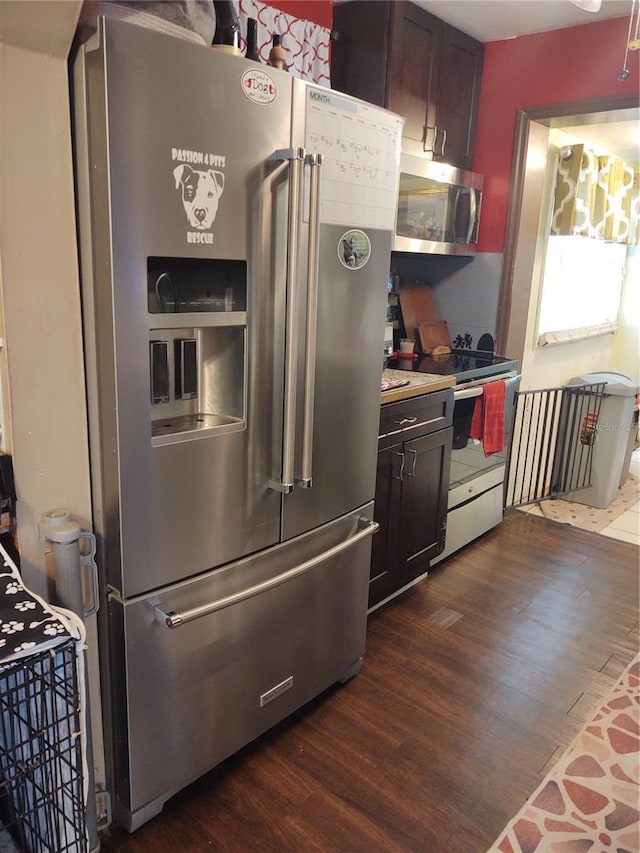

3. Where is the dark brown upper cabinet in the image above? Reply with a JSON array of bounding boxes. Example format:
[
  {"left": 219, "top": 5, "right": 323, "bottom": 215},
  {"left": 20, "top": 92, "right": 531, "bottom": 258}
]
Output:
[{"left": 331, "top": 1, "right": 484, "bottom": 171}]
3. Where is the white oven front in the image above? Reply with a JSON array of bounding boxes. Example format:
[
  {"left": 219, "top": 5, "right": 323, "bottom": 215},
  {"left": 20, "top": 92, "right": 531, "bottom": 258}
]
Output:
[{"left": 431, "top": 373, "right": 521, "bottom": 565}]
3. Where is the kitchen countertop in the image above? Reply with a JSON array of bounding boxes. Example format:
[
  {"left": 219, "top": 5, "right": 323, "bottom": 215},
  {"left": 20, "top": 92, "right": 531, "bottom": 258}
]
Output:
[{"left": 381, "top": 368, "right": 456, "bottom": 403}]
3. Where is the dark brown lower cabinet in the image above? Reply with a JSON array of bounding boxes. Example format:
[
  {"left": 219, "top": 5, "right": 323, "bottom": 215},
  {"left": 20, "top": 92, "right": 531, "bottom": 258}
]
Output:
[{"left": 369, "top": 389, "right": 453, "bottom": 608}]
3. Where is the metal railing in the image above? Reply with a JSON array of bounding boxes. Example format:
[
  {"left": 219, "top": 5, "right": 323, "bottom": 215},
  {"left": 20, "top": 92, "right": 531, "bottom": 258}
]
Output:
[{"left": 506, "top": 382, "right": 606, "bottom": 507}]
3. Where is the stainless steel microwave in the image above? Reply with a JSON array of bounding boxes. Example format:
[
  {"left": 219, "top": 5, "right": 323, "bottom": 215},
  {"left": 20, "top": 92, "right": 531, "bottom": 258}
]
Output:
[{"left": 394, "top": 153, "right": 483, "bottom": 255}]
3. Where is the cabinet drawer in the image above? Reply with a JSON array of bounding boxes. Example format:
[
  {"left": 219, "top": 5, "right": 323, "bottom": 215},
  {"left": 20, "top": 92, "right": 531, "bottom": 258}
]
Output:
[{"left": 379, "top": 388, "right": 453, "bottom": 449}]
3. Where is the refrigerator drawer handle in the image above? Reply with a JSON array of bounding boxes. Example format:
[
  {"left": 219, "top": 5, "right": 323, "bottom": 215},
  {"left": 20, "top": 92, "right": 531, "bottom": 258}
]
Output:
[
  {"left": 269, "top": 147, "right": 306, "bottom": 494},
  {"left": 153, "top": 517, "right": 379, "bottom": 629},
  {"left": 296, "top": 152, "right": 323, "bottom": 489}
]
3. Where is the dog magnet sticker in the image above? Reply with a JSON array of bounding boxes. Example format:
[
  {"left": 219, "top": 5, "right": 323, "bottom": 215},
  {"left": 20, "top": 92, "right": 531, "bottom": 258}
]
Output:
[
  {"left": 172, "top": 148, "right": 226, "bottom": 244},
  {"left": 338, "top": 230, "right": 371, "bottom": 270},
  {"left": 241, "top": 69, "right": 277, "bottom": 104}
]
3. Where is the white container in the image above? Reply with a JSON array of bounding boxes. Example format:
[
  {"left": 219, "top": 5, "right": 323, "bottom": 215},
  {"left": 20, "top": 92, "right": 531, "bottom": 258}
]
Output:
[{"left": 566, "top": 371, "right": 640, "bottom": 508}]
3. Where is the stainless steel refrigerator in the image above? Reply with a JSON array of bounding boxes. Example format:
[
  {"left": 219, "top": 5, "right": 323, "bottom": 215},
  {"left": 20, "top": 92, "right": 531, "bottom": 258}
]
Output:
[{"left": 73, "top": 18, "right": 402, "bottom": 831}]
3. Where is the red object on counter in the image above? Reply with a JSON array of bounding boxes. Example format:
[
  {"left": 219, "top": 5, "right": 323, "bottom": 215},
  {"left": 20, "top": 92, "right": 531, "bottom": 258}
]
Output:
[
  {"left": 391, "top": 351, "right": 418, "bottom": 360},
  {"left": 470, "top": 380, "right": 506, "bottom": 456},
  {"left": 381, "top": 377, "right": 410, "bottom": 392}
]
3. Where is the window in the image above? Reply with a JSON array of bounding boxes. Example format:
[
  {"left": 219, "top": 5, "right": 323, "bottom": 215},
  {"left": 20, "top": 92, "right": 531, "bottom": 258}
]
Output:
[
  {"left": 536, "top": 136, "right": 638, "bottom": 346},
  {"left": 537, "top": 235, "right": 627, "bottom": 345}
]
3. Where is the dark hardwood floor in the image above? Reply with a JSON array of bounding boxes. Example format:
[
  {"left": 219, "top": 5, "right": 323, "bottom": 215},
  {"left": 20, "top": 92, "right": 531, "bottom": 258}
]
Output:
[{"left": 100, "top": 511, "right": 639, "bottom": 852}]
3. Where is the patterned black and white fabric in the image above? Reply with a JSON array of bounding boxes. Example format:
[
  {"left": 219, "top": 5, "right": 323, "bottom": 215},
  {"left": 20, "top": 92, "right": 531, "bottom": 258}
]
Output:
[
  {"left": 0, "top": 542, "right": 89, "bottom": 851},
  {"left": 0, "top": 543, "right": 83, "bottom": 666}
]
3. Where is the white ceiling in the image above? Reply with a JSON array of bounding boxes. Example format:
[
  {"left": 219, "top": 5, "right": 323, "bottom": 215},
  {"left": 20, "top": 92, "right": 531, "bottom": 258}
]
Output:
[
  {"left": 556, "top": 118, "right": 639, "bottom": 161},
  {"left": 412, "top": 0, "right": 632, "bottom": 42}
]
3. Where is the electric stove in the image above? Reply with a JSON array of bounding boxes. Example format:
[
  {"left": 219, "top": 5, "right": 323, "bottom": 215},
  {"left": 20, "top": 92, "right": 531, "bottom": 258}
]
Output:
[{"left": 388, "top": 349, "right": 519, "bottom": 385}]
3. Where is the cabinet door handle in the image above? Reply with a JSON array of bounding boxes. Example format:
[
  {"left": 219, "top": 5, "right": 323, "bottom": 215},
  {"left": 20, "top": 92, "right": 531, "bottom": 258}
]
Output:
[
  {"left": 424, "top": 125, "right": 438, "bottom": 155},
  {"left": 438, "top": 127, "right": 447, "bottom": 158},
  {"left": 405, "top": 449, "right": 417, "bottom": 477},
  {"left": 393, "top": 416, "right": 417, "bottom": 427},
  {"left": 424, "top": 126, "right": 446, "bottom": 157},
  {"left": 393, "top": 451, "right": 405, "bottom": 481}
]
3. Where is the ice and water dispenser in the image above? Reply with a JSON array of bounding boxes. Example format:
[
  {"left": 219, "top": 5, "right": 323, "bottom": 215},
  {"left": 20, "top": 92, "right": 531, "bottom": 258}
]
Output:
[{"left": 147, "top": 257, "right": 247, "bottom": 445}]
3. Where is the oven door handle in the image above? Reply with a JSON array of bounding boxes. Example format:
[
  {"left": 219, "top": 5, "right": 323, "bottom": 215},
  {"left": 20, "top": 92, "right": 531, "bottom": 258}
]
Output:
[{"left": 454, "top": 386, "right": 483, "bottom": 401}]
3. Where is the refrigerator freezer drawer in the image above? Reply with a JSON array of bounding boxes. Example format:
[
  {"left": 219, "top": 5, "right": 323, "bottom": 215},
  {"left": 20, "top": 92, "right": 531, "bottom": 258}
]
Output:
[{"left": 109, "top": 504, "right": 375, "bottom": 830}]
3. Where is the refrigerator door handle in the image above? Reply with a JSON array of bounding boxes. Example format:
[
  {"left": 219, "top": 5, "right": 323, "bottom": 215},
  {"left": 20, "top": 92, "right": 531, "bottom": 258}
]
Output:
[
  {"left": 269, "top": 148, "right": 306, "bottom": 494},
  {"left": 296, "top": 152, "right": 323, "bottom": 489},
  {"left": 153, "top": 516, "right": 379, "bottom": 629}
]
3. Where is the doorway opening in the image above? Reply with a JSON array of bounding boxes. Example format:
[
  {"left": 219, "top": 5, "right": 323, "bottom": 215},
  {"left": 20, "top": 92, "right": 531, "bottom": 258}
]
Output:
[{"left": 496, "top": 94, "right": 639, "bottom": 381}]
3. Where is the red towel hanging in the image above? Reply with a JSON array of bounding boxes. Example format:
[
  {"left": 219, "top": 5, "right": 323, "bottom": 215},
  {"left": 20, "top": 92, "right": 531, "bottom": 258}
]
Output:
[{"left": 470, "top": 380, "right": 506, "bottom": 456}]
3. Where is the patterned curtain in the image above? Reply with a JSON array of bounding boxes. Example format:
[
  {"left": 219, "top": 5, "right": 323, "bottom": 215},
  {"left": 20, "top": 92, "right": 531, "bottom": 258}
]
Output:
[
  {"left": 551, "top": 144, "right": 640, "bottom": 244},
  {"left": 237, "top": 0, "right": 330, "bottom": 85}
]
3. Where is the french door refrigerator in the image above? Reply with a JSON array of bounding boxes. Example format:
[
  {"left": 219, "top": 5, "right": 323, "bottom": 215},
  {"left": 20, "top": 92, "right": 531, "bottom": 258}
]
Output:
[{"left": 72, "top": 18, "right": 403, "bottom": 831}]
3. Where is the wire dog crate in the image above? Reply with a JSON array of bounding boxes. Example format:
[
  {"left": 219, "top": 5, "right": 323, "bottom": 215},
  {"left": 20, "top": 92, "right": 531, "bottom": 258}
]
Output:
[{"left": 0, "top": 639, "right": 86, "bottom": 853}]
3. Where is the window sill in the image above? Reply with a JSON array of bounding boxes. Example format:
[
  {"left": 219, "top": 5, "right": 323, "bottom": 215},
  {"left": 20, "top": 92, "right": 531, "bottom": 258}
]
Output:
[{"left": 537, "top": 322, "right": 618, "bottom": 347}]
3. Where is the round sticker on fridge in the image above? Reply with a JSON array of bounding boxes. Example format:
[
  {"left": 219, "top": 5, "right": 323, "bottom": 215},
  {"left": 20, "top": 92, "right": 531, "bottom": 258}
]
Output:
[
  {"left": 241, "top": 68, "right": 277, "bottom": 104},
  {"left": 337, "top": 230, "right": 371, "bottom": 270}
]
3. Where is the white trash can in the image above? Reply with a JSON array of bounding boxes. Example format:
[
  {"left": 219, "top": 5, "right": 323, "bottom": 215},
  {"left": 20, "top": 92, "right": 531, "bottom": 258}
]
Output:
[{"left": 565, "top": 371, "right": 640, "bottom": 509}]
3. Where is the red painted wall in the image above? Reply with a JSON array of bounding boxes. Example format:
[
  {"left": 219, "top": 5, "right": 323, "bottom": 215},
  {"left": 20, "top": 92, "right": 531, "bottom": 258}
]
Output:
[
  {"left": 475, "top": 16, "right": 639, "bottom": 253},
  {"left": 262, "top": 0, "right": 333, "bottom": 29}
]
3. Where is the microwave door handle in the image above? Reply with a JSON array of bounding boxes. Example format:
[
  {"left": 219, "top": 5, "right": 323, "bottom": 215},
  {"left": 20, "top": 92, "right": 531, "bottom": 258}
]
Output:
[
  {"left": 452, "top": 186, "right": 475, "bottom": 244},
  {"left": 453, "top": 187, "right": 463, "bottom": 242},
  {"left": 467, "top": 186, "right": 478, "bottom": 243},
  {"left": 297, "top": 153, "right": 323, "bottom": 488},
  {"left": 269, "top": 148, "right": 305, "bottom": 494}
]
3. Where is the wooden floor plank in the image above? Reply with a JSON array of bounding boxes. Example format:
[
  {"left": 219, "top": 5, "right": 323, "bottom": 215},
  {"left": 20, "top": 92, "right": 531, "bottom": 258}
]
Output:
[{"left": 99, "top": 511, "right": 639, "bottom": 852}]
